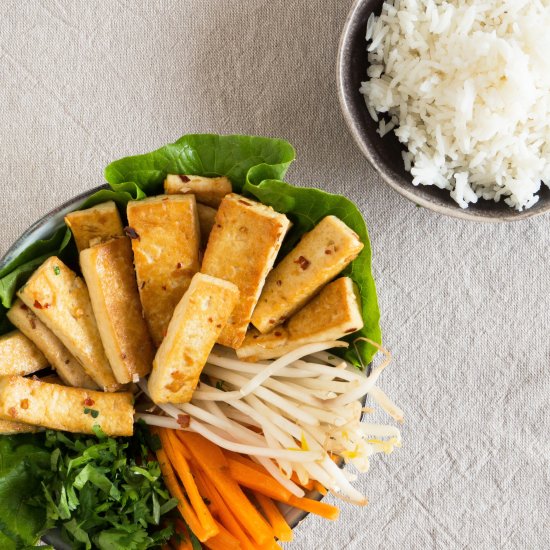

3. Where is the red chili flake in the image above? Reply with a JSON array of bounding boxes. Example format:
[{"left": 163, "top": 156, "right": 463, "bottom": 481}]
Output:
[
  {"left": 269, "top": 319, "right": 275, "bottom": 325},
  {"left": 294, "top": 256, "right": 311, "bottom": 270},
  {"left": 8, "top": 407, "right": 17, "bottom": 418},
  {"left": 84, "top": 398, "right": 95, "bottom": 407},
  {"left": 274, "top": 331, "right": 282, "bottom": 337},
  {"left": 216, "top": 323, "right": 222, "bottom": 328},
  {"left": 276, "top": 280, "right": 282, "bottom": 287},
  {"left": 208, "top": 317, "right": 213, "bottom": 323},
  {"left": 33, "top": 300, "right": 49, "bottom": 310},
  {"left": 121, "top": 353, "right": 127, "bottom": 360},
  {"left": 20, "top": 303, "right": 28, "bottom": 311},
  {"left": 253, "top": 334, "right": 259, "bottom": 339},
  {"left": 30, "top": 318, "right": 36, "bottom": 329},
  {"left": 216, "top": 224, "right": 222, "bottom": 228},
  {"left": 345, "top": 328, "right": 358, "bottom": 334},
  {"left": 325, "top": 249, "right": 332, "bottom": 255},
  {"left": 124, "top": 226, "right": 140, "bottom": 240},
  {"left": 20, "top": 399, "right": 29, "bottom": 410},
  {"left": 177, "top": 414, "right": 190, "bottom": 428},
  {"left": 65, "top": 359, "right": 70, "bottom": 364},
  {"left": 162, "top": 285, "right": 167, "bottom": 291},
  {"left": 176, "top": 262, "right": 182, "bottom": 269},
  {"left": 238, "top": 199, "right": 251, "bottom": 206},
  {"left": 179, "top": 175, "right": 191, "bottom": 183}
]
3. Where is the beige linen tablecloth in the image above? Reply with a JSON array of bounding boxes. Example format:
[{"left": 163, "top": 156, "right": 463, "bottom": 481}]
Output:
[{"left": 1, "top": 2, "right": 549, "bottom": 549}]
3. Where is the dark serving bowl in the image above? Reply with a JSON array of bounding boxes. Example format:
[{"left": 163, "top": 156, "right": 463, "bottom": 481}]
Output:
[
  {"left": 0, "top": 186, "right": 364, "bottom": 547},
  {"left": 337, "top": 0, "right": 550, "bottom": 222}
]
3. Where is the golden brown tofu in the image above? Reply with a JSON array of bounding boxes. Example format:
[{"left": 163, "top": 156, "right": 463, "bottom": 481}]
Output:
[
  {"left": 0, "top": 330, "right": 48, "bottom": 376},
  {"left": 0, "top": 418, "right": 39, "bottom": 435},
  {"left": 164, "top": 174, "right": 232, "bottom": 207},
  {"left": 201, "top": 194, "right": 290, "bottom": 349},
  {"left": 17, "top": 257, "right": 120, "bottom": 392},
  {"left": 80, "top": 237, "right": 155, "bottom": 384},
  {"left": 7, "top": 299, "right": 98, "bottom": 389},
  {"left": 237, "top": 277, "right": 363, "bottom": 360},
  {"left": 148, "top": 273, "right": 239, "bottom": 404},
  {"left": 127, "top": 196, "right": 201, "bottom": 347},
  {"left": 65, "top": 201, "right": 124, "bottom": 253},
  {"left": 0, "top": 376, "right": 134, "bottom": 436},
  {"left": 196, "top": 203, "right": 217, "bottom": 246},
  {"left": 251, "top": 216, "right": 364, "bottom": 333}
]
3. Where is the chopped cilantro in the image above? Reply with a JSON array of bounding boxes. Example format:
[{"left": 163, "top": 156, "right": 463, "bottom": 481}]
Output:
[
  {"left": 53, "top": 266, "right": 61, "bottom": 275},
  {"left": 0, "top": 425, "right": 177, "bottom": 549}
]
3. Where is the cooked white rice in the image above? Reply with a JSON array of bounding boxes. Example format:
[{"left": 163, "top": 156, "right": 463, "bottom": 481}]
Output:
[{"left": 360, "top": 0, "right": 550, "bottom": 210}]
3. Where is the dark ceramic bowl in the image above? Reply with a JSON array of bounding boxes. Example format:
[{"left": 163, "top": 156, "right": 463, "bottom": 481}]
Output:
[
  {"left": 337, "top": 0, "right": 550, "bottom": 222},
  {"left": 0, "top": 186, "right": 365, "bottom": 547}
]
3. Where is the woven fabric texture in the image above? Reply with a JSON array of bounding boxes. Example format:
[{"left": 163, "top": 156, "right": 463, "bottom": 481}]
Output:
[{"left": 1, "top": 2, "right": 549, "bottom": 548}]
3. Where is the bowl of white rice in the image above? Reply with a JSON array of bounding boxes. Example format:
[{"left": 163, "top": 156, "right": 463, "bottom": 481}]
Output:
[{"left": 337, "top": 0, "right": 550, "bottom": 221}]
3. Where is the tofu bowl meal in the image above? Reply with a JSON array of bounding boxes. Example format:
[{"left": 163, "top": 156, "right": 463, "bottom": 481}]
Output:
[
  {"left": 338, "top": 0, "right": 550, "bottom": 221},
  {"left": 0, "top": 134, "right": 402, "bottom": 550}
]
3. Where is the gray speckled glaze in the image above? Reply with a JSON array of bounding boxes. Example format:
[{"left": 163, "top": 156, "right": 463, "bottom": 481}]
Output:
[{"left": 337, "top": 0, "right": 550, "bottom": 222}]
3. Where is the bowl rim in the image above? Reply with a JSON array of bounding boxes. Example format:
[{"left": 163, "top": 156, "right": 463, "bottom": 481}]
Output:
[{"left": 336, "top": 0, "right": 550, "bottom": 223}]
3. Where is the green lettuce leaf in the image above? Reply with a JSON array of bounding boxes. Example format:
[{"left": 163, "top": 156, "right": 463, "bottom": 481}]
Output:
[
  {"left": 0, "top": 434, "right": 50, "bottom": 549},
  {"left": 105, "top": 134, "right": 296, "bottom": 195}
]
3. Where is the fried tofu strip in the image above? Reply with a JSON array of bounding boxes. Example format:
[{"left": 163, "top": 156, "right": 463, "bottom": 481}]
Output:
[
  {"left": 0, "top": 330, "right": 48, "bottom": 376},
  {"left": 65, "top": 201, "right": 124, "bottom": 253},
  {"left": 0, "top": 418, "right": 39, "bottom": 435},
  {"left": 7, "top": 299, "right": 98, "bottom": 389},
  {"left": 201, "top": 194, "right": 290, "bottom": 349},
  {"left": 164, "top": 174, "right": 232, "bottom": 207},
  {"left": 237, "top": 277, "right": 363, "bottom": 360},
  {"left": 251, "top": 216, "right": 364, "bottom": 333},
  {"left": 148, "top": 273, "right": 239, "bottom": 404},
  {"left": 127, "top": 196, "right": 201, "bottom": 347},
  {"left": 81, "top": 237, "right": 155, "bottom": 384},
  {"left": 0, "top": 376, "right": 134, "bottom": 436},
  {"left": 17, "top": 257, "right": 120, "bottom": 392},
  {"left": 197, "top": 203, "right": 217, "bottom": 246}
]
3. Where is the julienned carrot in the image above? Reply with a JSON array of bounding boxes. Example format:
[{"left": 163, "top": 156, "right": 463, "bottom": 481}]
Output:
[
  {"left": 287, "top": 495, "right": 340, "bottom": 520},
  {"left": 162, "top": 429, "right": 219, "bottom": 539},
  {"left": 195, "top": 468, "right": 257, "bottom": 550},
  {"left": 254, "top": 492, "right": 293, "bottom": 542},
  {"left": 178, "top": 431, "right": 274, "bottom": 546},
  {"left": 173, "top": 430, "right": 193, "bottom": 459},
  {"left": 154, "top": 444, "right": 208, "bottom": 541},
  {"left": 227, "top": 458, "right": 293, "bottom": 502},
  {"left": 203, "top": 521, "right": 241, "bottom": 550}
]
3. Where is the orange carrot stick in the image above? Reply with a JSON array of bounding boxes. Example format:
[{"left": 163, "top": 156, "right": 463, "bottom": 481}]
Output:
[
  {"left": 254, "top": 492, "right": 293, "bottom": 542},
  {"left": 179, "top": 432, "right": 274, "bottom": 546},
  {"left": 227, "top": 458, "right": 293, "bottom": 502},
  {"left": 203, "top": 521, "right": 241, "bottom": 550},
  {"left": 154, "top": 444, "right": 209, "bottom": 541},
  {"left": 287, "top": 495, "right": 340, "bottom": 520},
  {"left": 162, "top": 429, "right": 219, "bottom": 539},
  {"left": 195, "top": 468, "right": 257, "bottom": 550}
]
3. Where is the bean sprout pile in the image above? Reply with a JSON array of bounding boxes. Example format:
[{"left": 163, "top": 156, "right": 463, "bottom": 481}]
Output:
[{"left": 137, "top": 339, "right": 402, "bottom": 505}]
